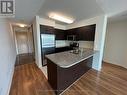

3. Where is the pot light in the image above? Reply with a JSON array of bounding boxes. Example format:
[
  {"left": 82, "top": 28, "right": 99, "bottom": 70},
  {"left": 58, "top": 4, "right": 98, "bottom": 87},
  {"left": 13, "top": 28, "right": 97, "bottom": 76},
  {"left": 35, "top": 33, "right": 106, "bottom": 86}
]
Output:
[
  {"left": 49, "top": 13, "right": 74, "bottom": 24},
  {"left": 19, "top": 24, "right": 25, "bottom": 27}
]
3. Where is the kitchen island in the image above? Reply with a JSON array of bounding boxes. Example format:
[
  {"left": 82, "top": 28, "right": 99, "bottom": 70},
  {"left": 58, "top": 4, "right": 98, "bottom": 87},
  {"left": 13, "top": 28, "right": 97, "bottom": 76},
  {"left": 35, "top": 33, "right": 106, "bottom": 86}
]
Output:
[{"left": 46, "top": 48, "right": 96, "bottom": 95}]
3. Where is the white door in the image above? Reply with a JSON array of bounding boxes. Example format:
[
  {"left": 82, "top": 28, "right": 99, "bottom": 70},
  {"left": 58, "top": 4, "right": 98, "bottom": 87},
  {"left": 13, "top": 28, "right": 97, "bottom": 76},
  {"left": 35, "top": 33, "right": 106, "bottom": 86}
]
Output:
[{"left": 16, "top": 32, "right": 29, "bottom": 54}]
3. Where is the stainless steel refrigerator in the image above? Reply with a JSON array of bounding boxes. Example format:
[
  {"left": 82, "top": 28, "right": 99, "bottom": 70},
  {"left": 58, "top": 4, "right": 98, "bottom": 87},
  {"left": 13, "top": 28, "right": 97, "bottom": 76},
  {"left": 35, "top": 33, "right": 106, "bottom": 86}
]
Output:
[{"left": 41, "top": 34, "right": 55, "bottom": 66}]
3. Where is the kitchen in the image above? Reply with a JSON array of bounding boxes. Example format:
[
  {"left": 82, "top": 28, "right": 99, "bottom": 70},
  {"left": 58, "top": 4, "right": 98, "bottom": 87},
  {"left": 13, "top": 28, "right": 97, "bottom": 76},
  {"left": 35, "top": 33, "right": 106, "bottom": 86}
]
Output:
[
  {"left": 40, "top": 24, "right": 95, "bottom": 66},
  {"left": 2, "top": 0, "right": 127, "bottom": 95},
  {"left": 32, "top": 15, "right": 106, "bottom": 95}
]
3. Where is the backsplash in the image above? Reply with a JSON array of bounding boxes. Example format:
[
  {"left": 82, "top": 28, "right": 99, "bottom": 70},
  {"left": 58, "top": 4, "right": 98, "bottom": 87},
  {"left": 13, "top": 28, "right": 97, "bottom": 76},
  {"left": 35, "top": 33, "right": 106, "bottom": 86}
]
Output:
[
  {"left": 55, "top": 40, "right": 69, "bottom": 48},
  {"left": 56, "top": 40, "right": 94, "bottom": 49},
  {"left": 78, "top": 41, "right": 94, "bottom": 49}
]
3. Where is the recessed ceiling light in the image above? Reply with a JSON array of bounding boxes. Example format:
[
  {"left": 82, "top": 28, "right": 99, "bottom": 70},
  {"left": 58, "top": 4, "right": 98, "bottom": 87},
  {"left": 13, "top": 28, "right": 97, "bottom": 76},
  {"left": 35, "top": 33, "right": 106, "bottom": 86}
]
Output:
[
  {"left": 19, "top": 24, "right": 25, "bottom": 27},
  {"left": 49, "top": 13, "right": 74, "bottom": 24}
]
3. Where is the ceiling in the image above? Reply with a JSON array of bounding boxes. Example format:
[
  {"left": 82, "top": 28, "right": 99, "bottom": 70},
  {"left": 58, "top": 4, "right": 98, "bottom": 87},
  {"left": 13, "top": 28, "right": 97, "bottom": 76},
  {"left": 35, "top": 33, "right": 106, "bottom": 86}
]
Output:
[
  {"left": 96, "top": 0, "right": 127, "bottom": 17},
  {"left": 9, "top": 0, "right": 45, "bottom": 24},
  {"left": 9, "top": 0, "right": 127, "bottom": 25},
  {"left": 38, "top": 0, "right": 104, "bottom": 24},
  {"left": 108, "top": 10, "right": 127, "bottom": 22}
]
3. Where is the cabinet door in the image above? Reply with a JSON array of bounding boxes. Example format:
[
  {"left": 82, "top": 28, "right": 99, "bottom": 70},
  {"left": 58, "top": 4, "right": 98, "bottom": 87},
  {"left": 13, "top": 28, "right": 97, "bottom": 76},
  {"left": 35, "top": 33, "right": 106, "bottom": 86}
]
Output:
[
  {"left": 66, "top": 28, "right": 77, "bottom": 35},
  {"left": 76, "top": 24, "right": 96, "bottom": 41},
  {"left": 66, "top": 28, "right": 78, "bottom": 41},
  {"left": 40, "top": 25, "right": 55, "bottom": 34},
  {"left": 55, "top": 29, "right": 66, "bottom": 40}
]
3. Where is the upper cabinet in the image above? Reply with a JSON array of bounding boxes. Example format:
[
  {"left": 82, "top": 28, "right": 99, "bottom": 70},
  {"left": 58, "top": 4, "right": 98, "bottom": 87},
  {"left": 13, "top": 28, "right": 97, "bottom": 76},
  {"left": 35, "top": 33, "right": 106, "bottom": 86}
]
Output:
[
  {"left": 66, "top": 28, "right": 77, "bottom": 35},
  {"left": 40, "top": 24, "right": 96, "bottom": 41},
  {"left": 65, "top": 28, "right": 77, "bottom": 41},
  {"left": 40, "top": 25, "right": 66, "bottom": 40},
  {"left": 65, "top": 24, "right": 96, "bottom": 41},
  {"left": 76, "top": 24, "right": 96, "bottom": 41},
  {"left": 40, "top": 25, "right": 55, "bottom": 34},
  {"left": 55, "top": 29, "right": 66, "bottom": 40}
]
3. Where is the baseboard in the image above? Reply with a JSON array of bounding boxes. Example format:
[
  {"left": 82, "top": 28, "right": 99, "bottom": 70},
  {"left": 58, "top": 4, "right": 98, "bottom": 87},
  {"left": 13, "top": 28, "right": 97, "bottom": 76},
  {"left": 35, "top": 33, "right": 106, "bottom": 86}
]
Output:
[
  {"left": 103, "top": 60, "right": 127, "bottom": 69},
  {"left": 6, "top": 57, "right": 17, "bottom": 95},
  {"left": 6, "top": 66, "right": 14, "bottom": 95}
]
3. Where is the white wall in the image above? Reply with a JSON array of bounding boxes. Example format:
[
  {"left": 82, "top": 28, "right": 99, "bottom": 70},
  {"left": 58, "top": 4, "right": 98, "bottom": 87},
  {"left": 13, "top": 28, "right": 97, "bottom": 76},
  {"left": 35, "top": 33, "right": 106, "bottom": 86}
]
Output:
[
  {"left": 104, "top": 20, "right": 127, "bottom": 68},
  {"left": 54, "top": 23, "right": 66, "bottom": 30},
  {"left": 0, "top": 19, "right": 16, "bottom": 95},
  {"left": 66, "top": 15, "right": 108, "bottom": 71},
  {"left": 39, "top": 17, "right": 55, "bottom": 27},
  {"left": 32, "top": 16, "right": 41, "bottom": 67}
]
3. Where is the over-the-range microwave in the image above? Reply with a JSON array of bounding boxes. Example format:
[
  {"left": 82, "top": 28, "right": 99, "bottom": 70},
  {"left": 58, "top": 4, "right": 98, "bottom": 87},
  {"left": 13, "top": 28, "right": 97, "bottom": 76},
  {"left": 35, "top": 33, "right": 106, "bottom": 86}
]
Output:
[{"left": 67, "top": 35, "right": 76, "bottom": 41}]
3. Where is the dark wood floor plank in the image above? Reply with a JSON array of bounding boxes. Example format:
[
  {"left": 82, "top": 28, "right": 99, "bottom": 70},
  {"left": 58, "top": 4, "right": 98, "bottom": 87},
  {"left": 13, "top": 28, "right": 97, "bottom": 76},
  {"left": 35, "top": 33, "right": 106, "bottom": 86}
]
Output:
[{"left": 9, "top": 55, "right": 127, "bottom": 95}]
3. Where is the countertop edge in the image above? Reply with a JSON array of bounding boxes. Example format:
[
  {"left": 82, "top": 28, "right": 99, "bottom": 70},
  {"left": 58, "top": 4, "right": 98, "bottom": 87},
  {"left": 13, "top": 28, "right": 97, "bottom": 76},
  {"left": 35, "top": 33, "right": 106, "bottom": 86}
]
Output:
[
  {"left": 46, "top": 50, "right": 98, "bottom": 68},
  {"left": 59, "top": 54, "right": 94, "bottom": 68}
]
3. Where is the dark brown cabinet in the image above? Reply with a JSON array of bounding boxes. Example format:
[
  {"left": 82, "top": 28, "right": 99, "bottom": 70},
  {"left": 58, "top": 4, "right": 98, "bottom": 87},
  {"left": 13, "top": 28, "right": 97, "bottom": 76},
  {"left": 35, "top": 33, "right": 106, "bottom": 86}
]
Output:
[
  {"left": 66, "top": 28, "right": 77, "bottom": 35},
  {"left": 40, "top": 25, "right": 55, "bottom": 34},
  {"left": 76, "top": 24, "right": 96, "bottom": 41},
  {"left": 65, "top": 24, "right": 96, "bottom": 41},
  {"left": 55, "top": 29, "right": 66, "bottom": 40},
  {"left": 40, "top": 24, "right": 96, "bottom": 41},
  {"left": 47, "top": 57, "right": 93, "bottom": 95},
  {"left": 65, "top": 28, "right": 77, "bottom": 41}
]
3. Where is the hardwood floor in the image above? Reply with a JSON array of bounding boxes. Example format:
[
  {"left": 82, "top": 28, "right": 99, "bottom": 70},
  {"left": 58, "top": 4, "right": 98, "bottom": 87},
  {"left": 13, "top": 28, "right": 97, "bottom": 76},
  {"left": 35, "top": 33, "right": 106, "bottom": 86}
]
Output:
[
  {"left": 15, "top": 53, "right": 35, "bottom": 66},
  {"left": 9, "top": 61, "right": 127, "bottom": 95}
]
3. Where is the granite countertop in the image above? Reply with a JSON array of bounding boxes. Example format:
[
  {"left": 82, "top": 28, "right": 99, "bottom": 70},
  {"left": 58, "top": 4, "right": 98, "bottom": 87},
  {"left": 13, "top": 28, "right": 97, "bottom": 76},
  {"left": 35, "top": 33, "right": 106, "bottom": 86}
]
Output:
[{"left": 46, "top": 48, "right": 97, "bottom": 68}]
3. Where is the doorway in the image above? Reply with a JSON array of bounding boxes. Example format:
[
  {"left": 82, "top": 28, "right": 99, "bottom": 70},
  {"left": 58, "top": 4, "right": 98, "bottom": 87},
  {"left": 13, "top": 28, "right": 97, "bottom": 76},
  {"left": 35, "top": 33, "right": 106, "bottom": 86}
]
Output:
[{"left": 14, "top": 26, "right": 35, "bottom": 66}]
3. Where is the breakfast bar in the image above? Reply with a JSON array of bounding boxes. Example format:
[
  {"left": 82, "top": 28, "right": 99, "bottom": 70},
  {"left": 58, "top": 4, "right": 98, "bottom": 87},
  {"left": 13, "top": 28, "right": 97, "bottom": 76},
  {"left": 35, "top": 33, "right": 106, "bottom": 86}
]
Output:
[{"left": 46, "top": 48, "right": 96, "bottom": 95}]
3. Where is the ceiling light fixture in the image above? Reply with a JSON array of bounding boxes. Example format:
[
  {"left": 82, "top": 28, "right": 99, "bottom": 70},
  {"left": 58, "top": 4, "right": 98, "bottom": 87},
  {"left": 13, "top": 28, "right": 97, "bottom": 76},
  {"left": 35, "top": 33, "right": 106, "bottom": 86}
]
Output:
[
  {"left": 19, "top": 24, "right": 25, "bottom": 27},
  {"left": 49, "top": 13, "right": 74, "bottom": 24}
]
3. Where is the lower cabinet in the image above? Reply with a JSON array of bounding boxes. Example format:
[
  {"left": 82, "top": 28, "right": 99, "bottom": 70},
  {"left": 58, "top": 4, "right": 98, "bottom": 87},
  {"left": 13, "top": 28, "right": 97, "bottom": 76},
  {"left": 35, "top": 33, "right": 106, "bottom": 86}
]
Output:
[{"left": 47, "top": 57, "right": 93, "bottom": 95}]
